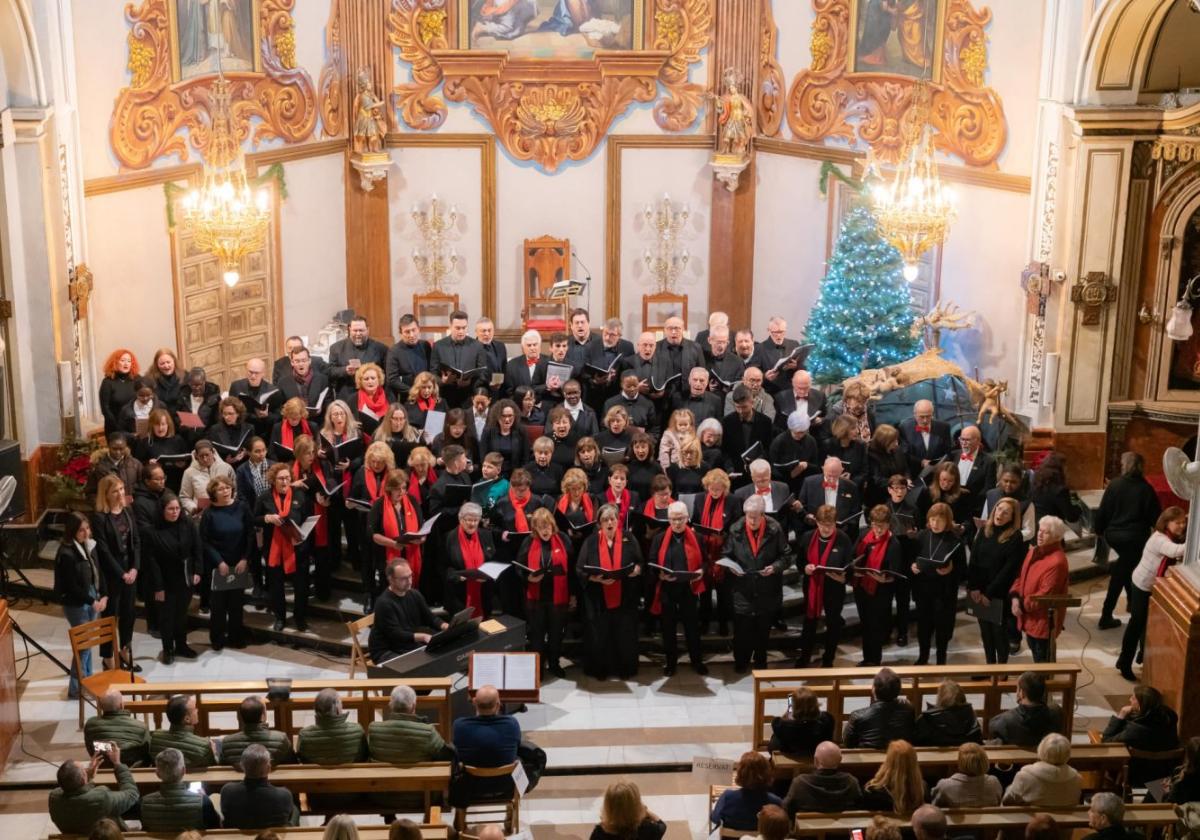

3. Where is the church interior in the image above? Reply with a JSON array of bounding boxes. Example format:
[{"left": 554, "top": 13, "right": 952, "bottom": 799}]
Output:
[{"left": 4, "top": 0, "right": 1200, "bottom": 838}]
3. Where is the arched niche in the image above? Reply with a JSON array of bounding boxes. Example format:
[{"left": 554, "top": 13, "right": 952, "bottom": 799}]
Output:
[
  {"left": 0, "top": 0, "right": 47, "bottom": 108},
  {"left": 1076, "top": 0, "right": 1178, "bottom": 106}
]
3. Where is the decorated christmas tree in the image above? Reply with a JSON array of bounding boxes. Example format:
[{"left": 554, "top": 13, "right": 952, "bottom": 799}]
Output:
[{"left": 804, "top": 203, "right": 921, "bottom": 384}]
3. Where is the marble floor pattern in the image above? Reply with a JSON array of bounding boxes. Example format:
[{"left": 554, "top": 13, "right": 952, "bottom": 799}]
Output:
[{"left": 0, "top": 569, "right": 1137, "bottom": 839}]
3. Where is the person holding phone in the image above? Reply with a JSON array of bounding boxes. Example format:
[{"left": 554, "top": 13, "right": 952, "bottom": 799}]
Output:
[{"left": 48, "top": 743, "right": 140, "bottom": 835}]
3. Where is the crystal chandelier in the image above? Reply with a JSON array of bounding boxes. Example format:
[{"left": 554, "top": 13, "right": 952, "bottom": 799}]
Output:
[
  {"left": 180, "top": 39, "right": 270, "bottom": 288},
  {"left": 411, "top": 195, "right": 458, "bottom": 291},
  {"left": 869, "top": 82, "right": 956, "bottom": 283},
  {"left": 643, "top": 194, "right": 690, "bottom": 293}
]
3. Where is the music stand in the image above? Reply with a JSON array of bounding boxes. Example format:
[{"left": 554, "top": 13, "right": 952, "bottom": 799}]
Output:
[{"left": 1033, "top": 594, "right": 1083, "bottom": 662}]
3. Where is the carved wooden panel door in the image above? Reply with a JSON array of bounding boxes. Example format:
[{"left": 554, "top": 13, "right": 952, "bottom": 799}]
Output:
[{"left": 171, "top": 200, "right": 280, "bottom": 390}]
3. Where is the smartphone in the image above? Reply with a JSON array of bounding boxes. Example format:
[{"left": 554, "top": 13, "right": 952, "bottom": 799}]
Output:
[
  {"left": 92, "top": 741, "right": 115, "bottom": 756},
  {"left": 188, "top": 782, "right": 204, "bottom": 794},
  {"left": 851, "top": 830, "right": 865, "bottom": 840}
]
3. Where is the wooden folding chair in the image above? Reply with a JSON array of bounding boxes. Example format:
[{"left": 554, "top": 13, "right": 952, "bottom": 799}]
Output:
[
  {"left": 453, "top": 761, "right": 520, "bottom": 834},
  {"left": 346, "top": 613, "right": 375, "bottom": 679},
  {"left": 69, "top": 615, "right": 145, "bottom": 727}
]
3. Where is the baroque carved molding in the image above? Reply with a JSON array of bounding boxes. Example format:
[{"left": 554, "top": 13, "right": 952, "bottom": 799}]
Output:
[
  {"left": 757, "top": 0, "right": 784, "bottom": 137},
  {"left": 111, "top": 0, "right": 319, "bottom": 170},
  {"left": 318, "top": 0, "right": 347, "bottom": 138},
  {"left": 785, "top": 0, "right": 1007, "bottom": 167},
  {"left": 387, "top": 0, "right": 712, "bottom": 173}
]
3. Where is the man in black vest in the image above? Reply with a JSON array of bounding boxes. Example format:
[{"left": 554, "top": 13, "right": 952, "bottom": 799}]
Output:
[{"left": 327, "top": 316, "right": 389, "bottom": 402}]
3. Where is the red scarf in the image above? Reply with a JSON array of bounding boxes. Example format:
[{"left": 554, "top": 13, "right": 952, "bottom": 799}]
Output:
[
  {"left": 416, "top": 396, "right": 437, "bottom": 413},
  {"left": 557, "top": 493, "right": 594, "bottom": 521},
  {"left": 643, "top": 496, "right": 672, "bottom": 518},
  {"left": 409, "top": 467, "right": 436, "bottom": 505},
  {"left": 267, "top": 489, "right": 297, "bottom": 574},
  {"left": 701, "top": 494, "right": 725, "bottom": 531},
  {"left": 805, "top": 531, "right": 838, "bottom": 619},
  {"left": 457, "top": 528, "right": 486, "bottom": 617},
  {"left": 509, "top": 488, "right": 531, "bottom": 533},
  {"left": 364, "top": 469, "right": 387, "bottom": 502},
  {"left": 605, "top": 487, "right": 631, "bottom": 530},
  {"left": 855, "top": 529, "right": 892, "bottom": 596},
  {"left": 525, "top": 535, "right": 570, "bottom": 605},
  {"left": 746, "top": 517, "right": 766, "bottom": 557},
  {"left": 281, "top": 418, "right": 312, "bottom": 450},
  {"left": 651, "top": 526, "right": 705, "bottom": 615},
  {"left": 293, "top": 460, "right": 328, "bottom": 547},
  {"left": 359, "top": 387, "right": 388, "bottom": 417},
  {"left": 598, "top": 534, "right": 624, "bottom": 610},
  {"left": 381, "top": 494, "right": 422, "bottom": 584}
]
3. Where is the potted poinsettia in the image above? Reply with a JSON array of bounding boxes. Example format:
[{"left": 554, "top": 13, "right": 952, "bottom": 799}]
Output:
[{"left": 41, "top": 434, "right": 101, "bottom": 510}]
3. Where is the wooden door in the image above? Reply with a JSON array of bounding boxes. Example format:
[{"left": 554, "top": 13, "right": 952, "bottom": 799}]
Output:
[{"left": 170, "top": 195, "right": 281, "bottom": 390}]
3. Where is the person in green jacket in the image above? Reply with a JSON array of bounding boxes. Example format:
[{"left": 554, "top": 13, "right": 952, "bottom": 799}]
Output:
[
  {"left": 368, "top": 684, "right": 454, "bottom": 763},
  {"left": 84, "top": 687, "right": 151, "bottom": 767},
  {"left": 48, "top": 745, "right": 140, "bottom": 834},
  {"left": 139, "top": 748, "right": 221, "bottom": 832},
  {"left": 297, "top": 688, "right": 367, "bottom": 764},
  {"left": 149, "top": 694, "right": 216, "bottom": 769},
  {"left": 219, "top": 695, "right": 296, "bottom": 767}
]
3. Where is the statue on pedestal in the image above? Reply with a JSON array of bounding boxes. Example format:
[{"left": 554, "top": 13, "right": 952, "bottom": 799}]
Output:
[
  {"left": 709, "top": 67, "right": 754, "bottom": 192},
  {"left": 352, "top": 68, "right": 387, "bottom": 155}
]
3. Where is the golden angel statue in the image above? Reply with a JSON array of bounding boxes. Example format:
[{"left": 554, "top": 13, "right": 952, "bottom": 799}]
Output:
[
  {"left": 714, "top": 67, "right": 754, "bottom": 160},
  {"left": 352, "top": 69, "right": 388, "bottom": 155}
]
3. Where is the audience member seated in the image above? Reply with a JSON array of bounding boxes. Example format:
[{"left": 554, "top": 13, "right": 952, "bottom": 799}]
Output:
[
  {"left": 711, "top": 751, "right": 783, "bottom": 832},
  {"left": 929, "top": 743, "right": 1003, "bottom": 807},
  {"left": 1001, "top": 733, "right": 1082, "bottom": 807},
  {"left": 475, "top": 827, "right": 505, "bottom": 840},
  {"left": 1025, "top": 813, "right": 1059, "bottom": 840},
  {"left": 1083, "top": 792, "right": 1142, "bottom": 840},
  {"left": 298, "top": 688, "right": 367, "bottom": 764},
  {"left": 149, "top": 694, "right": 215, "bottom": 769},
  {"left": 219, "top": 696, "right": 297, "bottom": 768},
  {"left": 866, "top": 813, "right": 903, "bottom": 840},
  {"left": 987, "top": 671, "right": 1063, "bottom": 747},
  {"left": 748, "top": 804, "right": 791, "bottom": 840},
  {"left": 911, "top": 805, "right": 947, "bottom": 840},
  {"left": 591, "top": 780, "right": 667, "bottom": 840},
  {"left": 769, "top": 687, "right": 835, "bottom": 755},
  {"left": 1169, "top": 737, "right": 1200, "bottom": 804},
  {"left": 321, "top": 814, "right": 360, "bottom": 840},
  {"left": 139, "top": 748, "right": 221, "bottom": 832},
  {"left": 388, "top": 819, "right": 424, "bottom": 840},
  {"left": 782, "top": 740, "right": 862, "bottom": 817},
  {"left": 218, "top": 743, "right": 300, "bottom": 829},
  {"left": 862, "top": 740, "right": 926, "bottom": 814},
  {"left": 1101, "top": 684, "right": 1182, "bottom": 786},
  {"left": 87, "top": 818, "right": 125, "bottom": 840},
  {"left": 913, "top": 680, "right": 983, "bottom": 747},
  {"left": 451, "top": 684, "right": 521, "bottom": 805},
  {"left": 367, "top": 684, "right": 453, "bottom": 762},
  {"left": 843, "top": 668, "right": 916, "bottom": 749},
  {"left": 49, "top": 745, "right": 139, "bottom": 835},
  {"left": 84, "top": 687, "right": 151, "bottom": 767}
]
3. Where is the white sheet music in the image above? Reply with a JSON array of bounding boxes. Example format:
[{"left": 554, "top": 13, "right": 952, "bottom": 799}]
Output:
[
  {"left": 423, "top": 410, "right": 446, "bottom": 444},
  {"left": 504, "top": 654, "right": 538, "bottom": 691},
  {"left": 478, "top": 561, "right": 510, "bottom": 580},
  {"left": 471, "top": 653, "right": 505, "bottom": 690}
]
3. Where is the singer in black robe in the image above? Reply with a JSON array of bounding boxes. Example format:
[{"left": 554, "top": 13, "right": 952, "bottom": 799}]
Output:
[
  {"left": 852, "top": 505, "right": 905, "bottom": 667},
  {"left": 796, "top": 506, "right": 853, "bottom": 667},
  {"left": 911, "top": 502, "right": 964, "bottom": 665}
]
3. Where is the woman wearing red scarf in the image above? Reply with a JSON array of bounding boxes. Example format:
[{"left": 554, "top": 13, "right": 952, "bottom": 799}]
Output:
[
  {"left": 291, "top": 434, "right": 337, "bottom": 602},
  {"left": 648, "top": 502, "right": 707, "bottom": 676},
  {"left": 369, "top": 467, "right": 426, "bottom": 595},
  {"left": 403, "top": 372, "right": 447, "bottom": 433},
  {"left": 269, "top": 397, "right": 313, "bottom": 463},
  {"left": 319, "top": 400, "right": 364, "bottom": 589},
  {"left": 722, "top": 494, "right": 788, "bottom": 673},
  {"left": 796, "top": 505, "right": 852, "bottom": 668},
  {"left": 555, "top": 468, "right": 597, "bottom": 538},
  {"left": 350, "top": 441, "right": 396, "bottom": 611},
  {"left": 489, "top": 469, "right": 546, "bottom": 618},
  {"left": 694, "top": 469, "right": 740, "bottom": 637},
  {"left": 1009, "top": 514, "right": 1069, "bottom": 664},
  {"left": 253, "top": 462, "right": 312, "bottom": 632},
  {"left": 577, "top": 503, "right": 644, "bottom": 680},
  {"left": 445, "top": 502, "right": 498, "bottom": 618},
  {"left": 853, "top": 505, "right": 905, "bottom": 667},
  {"left": 602, "top": 465, "right": 638, "bottom": 532},
  {"left": 354, "top": 363, "right": 388, "bottom": 438},
  {"left": 517, "top": 508, "right": 573, "bottom": 679},
  {"left": 405, "top": 446, "right": 438, "bottom": 517}
]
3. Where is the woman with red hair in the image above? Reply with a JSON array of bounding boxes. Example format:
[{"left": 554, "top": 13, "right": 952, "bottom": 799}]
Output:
[{"left": 99, "top": 349, "right": 141, "bottom": 435}]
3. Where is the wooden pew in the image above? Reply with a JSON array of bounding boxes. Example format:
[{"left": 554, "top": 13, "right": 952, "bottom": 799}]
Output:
[
  {"left": 752, "top": 664, "right": 1081, "bottom": 751},
  {"left": 54, "top": 819, "right": 450, "bottom": 840},
  {"left": 112, "top": 677, "right": 453, "bottom": 741},
  {"left": 771, "top": 743, "right": 1130, "bottom": 791},
  {"left": 790, "top": 804, "right": 1178, "bottom": 840}
]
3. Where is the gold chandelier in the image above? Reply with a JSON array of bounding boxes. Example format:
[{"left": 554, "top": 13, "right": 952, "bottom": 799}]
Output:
[
  {"left": 180, "top": 43, "right": 270, "bottom": 288},
  {"left": 869, "top": 82, "right": 956, "bottom": 282}
]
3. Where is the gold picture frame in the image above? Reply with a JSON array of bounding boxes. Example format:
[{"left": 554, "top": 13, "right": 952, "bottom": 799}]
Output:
[
  {"left": 456, "top": 0, "right": 645, "bottom": 55},
  {"left": 166, "top": 0, "right": 264, "bottom": 83},
  {"left": 844, "top": 0, "right": 948, "bottom": 84}
]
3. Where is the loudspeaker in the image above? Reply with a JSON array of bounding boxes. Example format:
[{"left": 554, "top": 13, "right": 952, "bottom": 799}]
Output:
[{"left": 0, "top": 440, "right": 25, "bottom": 521}]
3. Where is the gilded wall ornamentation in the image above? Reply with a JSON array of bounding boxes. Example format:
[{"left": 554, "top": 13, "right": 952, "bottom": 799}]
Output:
[
  {"left": 318, "top": 0, "right": 347, "bottom": 138},
  {"left": 785, "top": 0, "right": 1007, "bottom": 167},
  {"left": 111, "top": 0, "right": 318, "bottom": 170},
  {"left": 387, "top": 0, "right": 713, "bottom": 173},
  {"left": 758, "top": 0, "right": 785, "bottom": 138}
]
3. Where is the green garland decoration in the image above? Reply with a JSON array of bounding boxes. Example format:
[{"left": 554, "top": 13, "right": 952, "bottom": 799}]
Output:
[{"left": 817, "top": 160, "right": 863, "bottom": 197}]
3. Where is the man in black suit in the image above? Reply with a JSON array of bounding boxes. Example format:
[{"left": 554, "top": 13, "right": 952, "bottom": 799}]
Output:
[
  {"left": 277, "top": 347, "right": 332, "bottom": 422},
  {"left": 733, "top": 458, "right": 796, "bottom": 514},
  {"left": 566, "top": 308, "right": 602, "bottom": 368},
  {"left": 560, "top": 380, "right": 599, "bottom": 437},
  {"left": 272, "top": 335, "right": 328, "bottom": 385},
  {"left": 583, "top": 317, "right": 635, "bottom": 411},
  {"left": 327, "top": 316, "right": 389, "bottom": 402},
  {"left": 672, "top": 367, "right": 723, "bottom": 425},
  {"left": 947, "top": 424, "right": 995, "bottom": 519},
  {"left": 706, "top": 325, "right": 743, "bottom": 397},
  {"left": 603, "top": 373, "right": 657, "bottom": 432},
  {"left": 229, "top": 357, "right": 283, "bottom": 438},
  {"left": 798, "top": 457, "right": 862, "bottom": 540},
  {"left": 897, "top": 400, "right": 953, "bottom": 476},
  {"left": 758, "top": 316, "right": 804, "bottom": 395},
  {"left": 651, "top": 315, "right": 705, "bottom": 397},
  {"left": 218, "top": 744, "right": 299, "bottom": 829},
  {"left": 733, "top": 329, "right": 766, "bottom": 371},
  {"left": 774, "top": 369, "right": 828, "bottom": 438},
  {"left": 385, "top": 313, "right": 432, "bottom": 402},
  {"left": 475, "top": 317, "right": 508, "bottom": 394},
  {"left": 618, "top": 332, "right": 657, "bottom": 394},
  {"left": 694, "top": 310, "right": 728, "bottom": 352},
  {"left": 175, "top": 367, "right": 221, "bottom": 439},
  {"left": 430, "top": 310, "right": 487, "bottom": 408},
  {"left": 502, "top": 329, "right": 547, "bottom": 400},
  {"left": 721, "top": 385, "right": 775, "bottom": 488}
]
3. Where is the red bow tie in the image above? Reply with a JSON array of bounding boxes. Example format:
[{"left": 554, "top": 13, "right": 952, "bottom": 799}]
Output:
[
  {"left": 756, "top": 488, "right": 771, "bottom": 496},
  {"left": 526, "top": 356, "right": 538, "bottom": 365},
  {"left": 916, "top": 424, "right": 931, "bottom": 433},
  {"left": 823, "top": 481, "right": 838, "bottom": 490},
  {"left": 960, "top": 452, "right": 974, "bottom": 462}
]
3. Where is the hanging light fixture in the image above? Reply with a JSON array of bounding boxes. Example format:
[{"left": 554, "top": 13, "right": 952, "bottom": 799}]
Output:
[
  {"left": 869, "top": 81, "right": 956, "bottom": 283},
  {"left": 179, "top": 32, "right": 270, "bottom": 288}
]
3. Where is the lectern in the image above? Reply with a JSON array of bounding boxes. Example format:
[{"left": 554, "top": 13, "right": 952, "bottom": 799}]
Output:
[
  {"left": 1032, "top": 594, "right": 1082, "bottom": 663},
  {"left": 1145, "top": 567, "right": 1200, "bottom": 740}
]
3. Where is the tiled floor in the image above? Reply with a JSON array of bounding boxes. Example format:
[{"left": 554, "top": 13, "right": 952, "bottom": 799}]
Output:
[{"left": 0, "top": 569, "right": 1138, "bottom": 839}]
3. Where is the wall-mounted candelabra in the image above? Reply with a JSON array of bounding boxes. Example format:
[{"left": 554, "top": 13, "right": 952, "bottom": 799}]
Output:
[
  {"left": 643, "top": 193, "right": 689, "bottom": 293},
  {"left": 411, "top": 194, "right": 458, "bottom": 291}
]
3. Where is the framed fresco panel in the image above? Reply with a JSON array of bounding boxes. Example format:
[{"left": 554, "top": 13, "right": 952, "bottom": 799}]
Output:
[
  {"left": 167, "top": 0, "right": 263, "bottom": 82},
  {"left": 458, "top": 0, "right": 644, "bottom": 57},
  {"left": 846, "top": 0, "right": 948, "bottom": 82}
]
